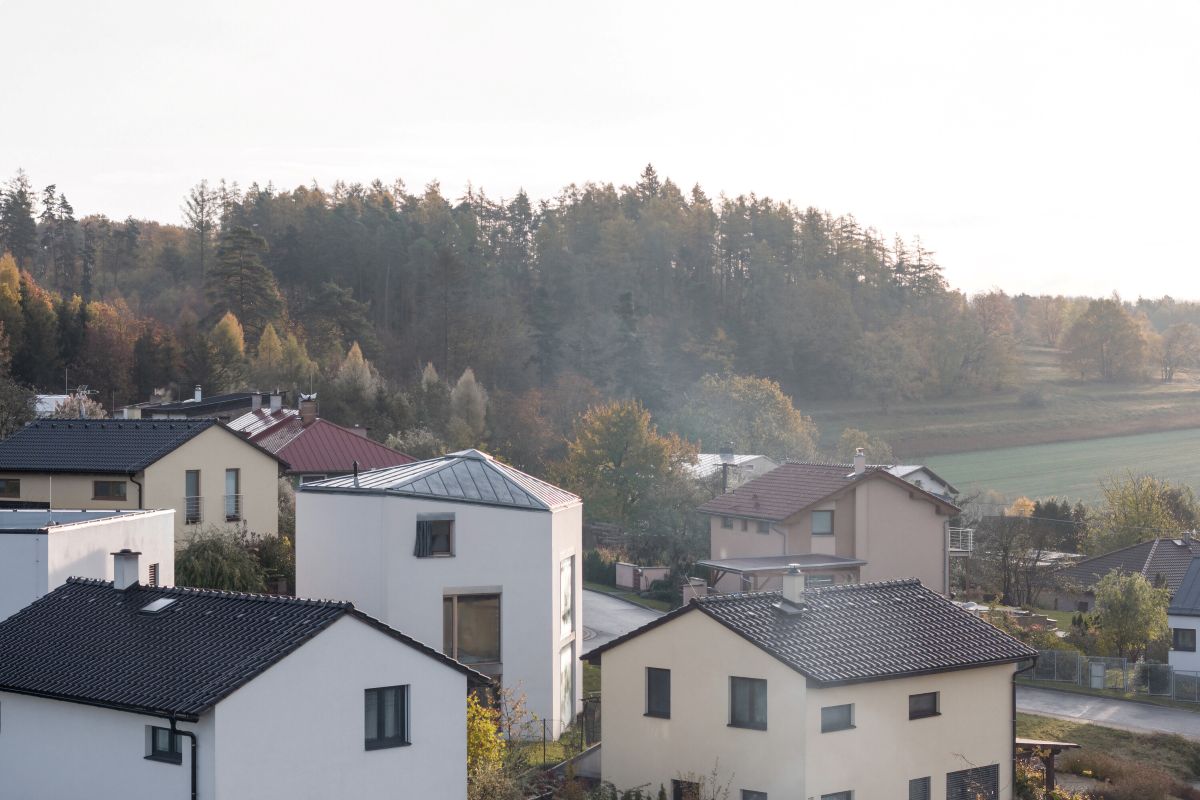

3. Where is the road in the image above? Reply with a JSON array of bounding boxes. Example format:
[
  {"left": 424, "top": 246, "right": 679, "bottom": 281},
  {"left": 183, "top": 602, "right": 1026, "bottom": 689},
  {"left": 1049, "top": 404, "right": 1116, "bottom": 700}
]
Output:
[
  {"left": 582, "top": 589, "right": 663, "bottom": 652},
  {"left": 1017, "top": 686, "right": 1200, "bottom": 740}
]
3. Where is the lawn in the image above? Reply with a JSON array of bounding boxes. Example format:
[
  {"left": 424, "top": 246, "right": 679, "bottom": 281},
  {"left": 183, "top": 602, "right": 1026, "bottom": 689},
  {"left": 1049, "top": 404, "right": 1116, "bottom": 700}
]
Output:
[{"left": 1017, "top": 713, "right": 1200, "bottom": 782}]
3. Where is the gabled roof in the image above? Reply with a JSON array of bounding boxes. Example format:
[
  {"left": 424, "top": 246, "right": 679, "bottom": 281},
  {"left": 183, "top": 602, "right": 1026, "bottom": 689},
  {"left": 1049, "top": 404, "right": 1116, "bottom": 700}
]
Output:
[
  {"left": 886, "top": 464, "right": 959, "bottom": 495},
  {"left": 0, "top": 419, "right": 216, "bottom": 474},
  {"left": 230, "top": 409, "right": 414, "bottom": 475},
  {"left": 697, "top": 462, "right": 959, "bottom": 522},
  {"left": 1055, "top": 537, "right": 1200, "bottom": 594},
  {"left": 583, "top": 579, "right": 1035, "bottom": 685},
  {"left": 301, "top": 449, "right": 580, "bottom": 511},
  {"left": 0, "top": 578, "right": 484, "bottom": 721},
  {"left": 1169, "top": 558, "right": 1200, "bottom": 617}
]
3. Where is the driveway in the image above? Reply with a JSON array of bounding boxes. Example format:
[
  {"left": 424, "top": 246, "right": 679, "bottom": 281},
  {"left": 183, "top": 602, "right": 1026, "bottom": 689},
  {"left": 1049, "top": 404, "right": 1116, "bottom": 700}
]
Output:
[
  {"left": 582, "top": 589, "right": 663, "bottom": 652},
  {"left": 1017, "top": 686, "right": 1200, "bottom": 740}
]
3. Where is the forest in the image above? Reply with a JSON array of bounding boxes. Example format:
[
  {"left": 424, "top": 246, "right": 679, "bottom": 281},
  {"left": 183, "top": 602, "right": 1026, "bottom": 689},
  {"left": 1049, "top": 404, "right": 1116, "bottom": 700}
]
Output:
[{"left": 0, "top": 165, "right": 1197, "bottom": 473}]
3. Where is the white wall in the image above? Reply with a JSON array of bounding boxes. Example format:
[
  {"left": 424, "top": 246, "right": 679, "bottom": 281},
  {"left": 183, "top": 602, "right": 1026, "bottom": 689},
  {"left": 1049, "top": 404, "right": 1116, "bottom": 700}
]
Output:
[
  {"left": 0, "top": 534, "right": 48, "bottom": 621},
  {"left": 212, "top": 615, "right": 468, "bottom": 800},
  {"left": 46, "top": 510, "right": 176, "bottom": 591},
  {"left": 1169, "top": 614, "right": 1200, "bottom": 671},
  {"left": 297, "top": 490, "right": 582, "bottom": 735}
]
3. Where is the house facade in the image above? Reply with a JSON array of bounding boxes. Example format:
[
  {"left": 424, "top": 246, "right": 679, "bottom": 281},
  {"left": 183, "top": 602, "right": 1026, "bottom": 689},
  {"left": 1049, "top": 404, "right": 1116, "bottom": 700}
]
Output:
[
  {"left": 699, "top": 455, "right": 961, "bottom": 595},
  {"left": 296, "top": 449, "right": 583, "bottom": 736},
  {"left": 0, "top": 419, "right": 282, "bottom": 541},
  {"left": 0, "top": 553, "right": 481, "bottom": 800},
  {"left": 1170, "top": 558, "right": 1200, "bottom": 671},
  {"left": 0, "top": 508, "right": 174, "bottom": 621},
  {"left": 585, "top": 574, "right": 1034, "bottom": 800}
]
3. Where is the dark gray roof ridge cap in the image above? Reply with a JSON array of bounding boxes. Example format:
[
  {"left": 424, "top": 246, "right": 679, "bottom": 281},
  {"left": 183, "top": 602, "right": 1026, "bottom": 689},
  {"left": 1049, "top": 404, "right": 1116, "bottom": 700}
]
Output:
[{"left": 62, "top": 576, "right": 352, "bottom": 607}]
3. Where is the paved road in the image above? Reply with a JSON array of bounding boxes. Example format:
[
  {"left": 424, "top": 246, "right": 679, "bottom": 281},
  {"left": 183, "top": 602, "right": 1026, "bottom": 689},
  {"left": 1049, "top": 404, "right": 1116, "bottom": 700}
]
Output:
[
  {"left": 1017, "top": 686, "right": 1200, "bottom": 740},
  {"left": 582, "top": 589, "right": 663, "bottom": 652}
]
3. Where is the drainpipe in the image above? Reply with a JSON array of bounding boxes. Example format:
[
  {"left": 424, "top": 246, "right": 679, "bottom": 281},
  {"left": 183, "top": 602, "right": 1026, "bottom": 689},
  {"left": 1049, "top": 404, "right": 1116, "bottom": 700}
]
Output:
[
  {"left": 1012, "top": 656, "right": 1038, "bottom": 796},
  {"left": 169, "top": 717, "right": 198, "bottom": 800},
  {"left": 129, "top": 472, "right": 143, "bottom": 510}
]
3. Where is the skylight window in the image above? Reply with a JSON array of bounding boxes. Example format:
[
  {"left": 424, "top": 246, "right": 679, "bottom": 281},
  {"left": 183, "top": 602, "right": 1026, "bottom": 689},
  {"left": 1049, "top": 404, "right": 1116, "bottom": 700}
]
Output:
[{"left": 140, "top": 598, "right": 177, "bottom": 614}]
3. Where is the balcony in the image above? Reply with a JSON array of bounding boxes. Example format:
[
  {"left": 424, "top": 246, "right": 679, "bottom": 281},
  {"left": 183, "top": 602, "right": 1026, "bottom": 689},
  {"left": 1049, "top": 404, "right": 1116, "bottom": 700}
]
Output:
[
  {"left": 184, "top": 496, "right": 202, "bottom": 525},
  {"left": 224, "top": 494, "right": 243, "bottom": 523},
  {"left": 949, "top": 527, "right": 975, "bottom": 556}
]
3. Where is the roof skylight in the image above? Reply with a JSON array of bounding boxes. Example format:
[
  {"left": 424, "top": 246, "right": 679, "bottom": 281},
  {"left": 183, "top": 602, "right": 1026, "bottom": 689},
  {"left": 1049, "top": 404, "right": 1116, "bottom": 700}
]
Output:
[{"left": 140, "top": 598, "right": 177, "bottom": 614}]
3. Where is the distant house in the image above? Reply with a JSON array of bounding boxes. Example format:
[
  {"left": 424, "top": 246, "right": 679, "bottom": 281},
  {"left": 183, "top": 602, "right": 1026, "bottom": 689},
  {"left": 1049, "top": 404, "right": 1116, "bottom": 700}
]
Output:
[
  {"left": 1049, "top": 536, "right": 1200, "bottom": 612},
  {"left": 0, "top": 550, "right": 483, "bottom": 800},
  {"left": 0, "top": 508, "right": 174, "bottom": 621},
  {"left": 34, "top": 394, "right": 70, "bottom": 417},
  {"left": 0, "top": 419, "right": 283, "bottom": 540},
  {"left": 689, "top": 454, "right": 780, "bottom": 491},
  {"left": 297, "top": 449, "right": 583, "bottom": 737},
  {"left": 886, "top": 464, "right": 958, "bottom": 500},
  {"left": 1169, "top": 559, "right": 1200, "bottom": 672},
  {"left": 697, "top": 452, "right": 962, "bottom": 595},
  {"left": 584, "top": 571, "right": 1035, "bottom": 799},
  {"left": 228, "top": 395, "right": 414, "bottom": 484},
  {"left": 128, "top": 386, "right": 286, "bottom": 423}
]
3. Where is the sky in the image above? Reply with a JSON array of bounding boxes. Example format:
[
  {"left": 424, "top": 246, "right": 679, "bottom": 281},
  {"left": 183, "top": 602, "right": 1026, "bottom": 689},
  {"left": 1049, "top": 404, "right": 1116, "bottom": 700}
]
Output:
[{"left": 1, "top": 0, "right": 1197, "bottom": 298}]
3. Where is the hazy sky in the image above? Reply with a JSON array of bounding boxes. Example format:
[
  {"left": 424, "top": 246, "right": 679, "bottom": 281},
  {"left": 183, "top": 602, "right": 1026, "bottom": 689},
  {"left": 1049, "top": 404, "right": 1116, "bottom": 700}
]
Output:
[{"left": 2, "top": 1, "right": 1197, "bottom": 297}]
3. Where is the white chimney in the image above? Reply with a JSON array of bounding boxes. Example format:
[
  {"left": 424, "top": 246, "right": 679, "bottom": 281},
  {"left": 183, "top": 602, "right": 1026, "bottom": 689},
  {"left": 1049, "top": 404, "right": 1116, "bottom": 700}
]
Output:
[
  {"left": 782, "top": 564, "right": 805, "bottom": 604},
  {"left": 251, "top": 393, "right": 262, "bottom": 411},
  {"left": 112, "top": 549, "right": 141, "bottom": 591},
  {"left": 269, "top": 392, "right": 283, "bottom": 412},
  {"left": 194, "top": 385, "right": 202, "bottom": 402},
  {"left": 853, "top": 447, "right": 866, "bottom": 476}
]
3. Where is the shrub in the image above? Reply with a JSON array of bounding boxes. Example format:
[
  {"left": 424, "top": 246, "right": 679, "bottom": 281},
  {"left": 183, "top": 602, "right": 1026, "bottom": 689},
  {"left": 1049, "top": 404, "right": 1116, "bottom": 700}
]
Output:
[
  {"left": 584, "top": 548, "right": 618, "bottom": 586},
  {"left": 175, "top": 527, "right": 266, "bottom": 592}
]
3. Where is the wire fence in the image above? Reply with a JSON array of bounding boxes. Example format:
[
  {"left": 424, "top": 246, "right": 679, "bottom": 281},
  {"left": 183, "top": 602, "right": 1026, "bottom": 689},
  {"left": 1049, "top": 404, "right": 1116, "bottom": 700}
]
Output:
[{"left": 1032, "top": 649, "right": 1200, "bottom": 703}]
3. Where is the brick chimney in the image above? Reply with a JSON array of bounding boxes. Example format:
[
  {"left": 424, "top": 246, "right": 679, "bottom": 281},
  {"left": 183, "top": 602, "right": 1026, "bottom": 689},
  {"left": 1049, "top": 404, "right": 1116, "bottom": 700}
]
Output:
[
  {"left": 853, "top": 447, "right": 866, "bottom": 476},
  {"left": 112, "top": 549, "right": 141, "bottom": 591},
  {"left": 299, "top": 394, "right": 318, "bottom": 427}
]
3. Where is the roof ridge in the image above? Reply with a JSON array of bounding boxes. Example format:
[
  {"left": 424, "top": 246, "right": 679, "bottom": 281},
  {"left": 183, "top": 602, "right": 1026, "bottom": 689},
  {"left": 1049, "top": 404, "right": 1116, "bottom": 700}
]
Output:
[{"left": 64, "top": 577, "right": 352, "bottom": 607}]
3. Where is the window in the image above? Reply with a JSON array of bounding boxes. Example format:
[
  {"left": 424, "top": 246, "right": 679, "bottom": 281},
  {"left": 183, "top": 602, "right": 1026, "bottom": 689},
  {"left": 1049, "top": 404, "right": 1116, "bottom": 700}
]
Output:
[
  {"left": 806, "top": 574, "right": 835, "bottom": 588},
  {"left": 1076, "top": 600, "right": 1089, "bottom": 613},
  {"left": 560, "top": 556, "right": 575, "bottom": 638},
  {"left": 820, "top": 703, "right": 854, "bottom": 732},
  {"left": 740, "top": 519, "right": 748, "bottom": 531},
  {"left": 909, "top": 691, "right": 940, "bottom": 720},
  {"left": 721, "top": 517, "right": 733, "bottom": 529},
  {"left": 742, "top": 792, "right": 768, "bottom": 800},
  {"left": 909, "top": 777, "right": 931, "bottom": 800},
  {"left": 299, "top": 474, "right": 328, "bottom": 484},
  {"left": 145, "top": 726, "right": 182, "bottom": 764},
  {"left": 443, "top": 593, "right": 501, "bottom": 665},
  {"left": 415, "top": 518, "right": 454, "bottom": 557},
  {"left": 646, "top": 667, "right": 670, "bottom": 718},
  {"left": 0, "top": 478, "right": 18, "bottom": 499},
  {"left": 821, "top": 793, "right": 852, "bottom": 800},
  {"left": 729, "top": 676, "right": 767, "bottom": 730},
  {"left": 756, "top": 521, "right": 771, "bottom": 534},
  {"left": 1174, "top": 628, "right": 1197, "bottom": 652},
  {"left": 812, "top": 510, "right": 834, "bottom": 535},
  {"left": 364, "top": 685, "right": 410, "bottom": 749},
  {"left": 224, "top": 469, "right": 240, "bottom": 521},
  {"left": 92, "top": 480, "right": 127, "bottom": 500},
  {"left": 946, "top": 764, "right": 999, "bottom": 800},
  {"left": 184, "top": 470, "right": 200, "bottom": 524},
  {"left": 673, "top": 780, "right": 701, "bottom": 800},
  {"left": 560, "top": 644, "right": 575, "bottom": 727},
  {"left": 148, "top": 563, "right": 160, "bottom": 588}
]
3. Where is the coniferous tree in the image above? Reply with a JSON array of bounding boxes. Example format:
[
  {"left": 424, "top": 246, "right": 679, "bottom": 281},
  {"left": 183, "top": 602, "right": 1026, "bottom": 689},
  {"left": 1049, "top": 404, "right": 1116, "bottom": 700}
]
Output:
[
  {"left": 0, "top": 171, "right": 38, "bottom": 268},
  {"left": 207, "top": 226, "right": 282, "bottom": 342},
  {"left": 183, "top": 179, "right": 218, "bottom": 280}
]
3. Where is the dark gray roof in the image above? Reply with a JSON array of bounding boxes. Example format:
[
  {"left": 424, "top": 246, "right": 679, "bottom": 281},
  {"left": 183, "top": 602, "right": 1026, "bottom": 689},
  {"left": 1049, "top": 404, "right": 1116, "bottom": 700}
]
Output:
[
  {"left": 0, "top": 578, "right": 483, "bottom": 720},
  {"left": 1170, "top": 558, "right": 1200, "bottom": 617},
  {"left": 584, "top": 579, "right": 1035, "bottom": 685},
  {"left": 0, "top": 419, "right": 215, "bottom": 474},
  {"left": 1055, "top": 537, "right": 1200, "bottom": 594},
  {"left": 145, "top": 392, "right": 261, "bottom": 415},
  {"left": 301, "top": 449, "right": 580, "bottom": 511}
]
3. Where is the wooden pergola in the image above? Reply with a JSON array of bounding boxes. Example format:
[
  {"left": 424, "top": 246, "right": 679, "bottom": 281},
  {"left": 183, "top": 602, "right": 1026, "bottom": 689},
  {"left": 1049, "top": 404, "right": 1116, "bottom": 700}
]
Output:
[{"left": 1015, "top": 737, "right": 1081, "bottom": 790}]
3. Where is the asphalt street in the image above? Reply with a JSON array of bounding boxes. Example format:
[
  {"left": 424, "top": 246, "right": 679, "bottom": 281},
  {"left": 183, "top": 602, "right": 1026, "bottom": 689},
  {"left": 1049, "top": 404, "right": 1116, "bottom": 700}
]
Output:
[
  {"left": 1017, "top": 685, "right": 1200, "bottom": 740},
  {"left": 581, "top": 589, "right": 663, "bottom": 652}
]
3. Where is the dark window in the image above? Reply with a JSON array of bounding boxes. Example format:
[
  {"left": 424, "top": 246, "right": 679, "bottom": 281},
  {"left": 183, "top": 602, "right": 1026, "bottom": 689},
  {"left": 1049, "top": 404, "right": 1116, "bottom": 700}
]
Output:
[
  {"left": 909, "top": 691, "right": 940, "bottom": 720},
  {"left": 415, "top": 519, "right": 454, "bottom": 557},
  {"left": 299, "top": 474, "right": 327, "bottom": 484},
  {"left": 812, "top": 510, "right": 834, "bottom": 535},
  {"left": 742, "top": 792, "right": 768, "bottom": 800},
  {"left": 646, "top": 667, "right": 670, "bottom": 718},
  {"left": 820, "top": 703, "right": 854, "bottom": 732},
  {"left": 740, "top": 519, "right": 748, "bottom": 531},
  {"left": 1174, "top": 628, "right": 1197, "bottom": 652},
  {"left": 806, "top": 574, "right": 835, "bottom": 588},
  {"left": 1076, "top": 600, "right": 1089, "bottom": 613},
  {"left": 224, "top": 469, "right": 241, "bottom": 521},
  {"left": 364, "top": 685, "right": 410, "bottom": 749},
  {"left": 146, "top": 726, "right": 182, "bottom": 764},
  {"left": 93, "top": 480, "right": 127, "bottom": 500},
  {"left": 443, "top": 594, "right": 501, "bottom": 665},
  {"left": 729, "top": 676, "right": 767, "bottom": 730},
  {"left": 673, "top": 779, "right": 701, "bottom": 800},
  {"left": 946, "top": 764, "right": 999, "bottom": 800},
  {"left": 821, "top": 793, "right": 852, "bottom": 800},
  {"left": 148, "top": 563, "right": 160, "bottom": 588},
  {"left": 909, "top": 777, "right": 931, "bottom": 800},
  {"left": 756, "top": 521, "right": 770, "bottom": 534},
  {"left": 721, "top": 517, "right": 732, "bottom": 529},
  {"left": 184, "top": 470, "right": 201, "bottom": 524},
  {"left": 0, "top": 479, "right": 19, "bottom": 499}
]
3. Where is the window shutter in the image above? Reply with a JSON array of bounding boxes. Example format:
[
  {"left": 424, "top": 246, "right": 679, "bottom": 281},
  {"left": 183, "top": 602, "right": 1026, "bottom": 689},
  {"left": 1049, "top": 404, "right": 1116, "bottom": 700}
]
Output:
[
  {"left": 414, "top": 520, "right": 433, "bottom": 557},
  {"left": 148, "top": 563, "right": 159, "bottom": 588},
  {"left": 909, "top": 777, "right": 931, "bottom": 800},
  {"left": 946, "top": 765, "right": 998, "bottom": 800}
]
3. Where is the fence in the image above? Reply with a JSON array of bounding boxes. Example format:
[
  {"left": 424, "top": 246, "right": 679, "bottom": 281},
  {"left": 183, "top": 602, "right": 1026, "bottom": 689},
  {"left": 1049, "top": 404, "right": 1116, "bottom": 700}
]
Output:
[{"left": 1032, "top": 649, "right": 1200, "bottom": 703}]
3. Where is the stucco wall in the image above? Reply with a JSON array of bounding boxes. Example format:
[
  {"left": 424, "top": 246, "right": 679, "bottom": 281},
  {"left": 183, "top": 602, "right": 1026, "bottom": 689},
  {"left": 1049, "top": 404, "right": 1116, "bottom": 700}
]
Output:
[
  {"left": 46, "top": 510, "right": 176, "bottom": 591},
  {"left": 212, "top": 615, "right": 467, "bottom": 799},
  {"left": 0, "top": 534, "right": 48, "bottom": 621},
  {"left": 598, "top": 610, "right": 808, "bottom": 797},
  {"left": 709, "top": 515, "right": 786, "bottom": 592},
  {"left": 297, "top": 489, "right": 581, "bottom": 735},
  {"left": 0, "top": 471, "right": 139, "bottom": 511},
  {"left": 1169, "top": 614, "right": 1200, "bottom": 671},
  {"left": 855, "top": 478, "right": 948, "bottom": 592}
]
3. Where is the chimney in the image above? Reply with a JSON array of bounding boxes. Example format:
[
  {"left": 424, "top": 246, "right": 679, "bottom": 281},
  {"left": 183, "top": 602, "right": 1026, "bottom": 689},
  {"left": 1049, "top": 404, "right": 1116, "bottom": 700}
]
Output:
[
  {"left": 853, "top": 447, "right": 866, "bottom": 476},
  {"left": 112, "top": 549, "right": 141, "bottom": 591},
  {"left": 299, "top": 394, "right": 317, "bottom": 426},
  {"left": 194, "top": 385, "right": 202, "bottom": 402},
  {"left": 251, "top": 393, "right": 262, "bottom": 411},
  {"left": 782, "top": 564, "right": 805, "bottom": 604},
  {"left": 269, "top": 392, "right": 283, "bottom": 412}
]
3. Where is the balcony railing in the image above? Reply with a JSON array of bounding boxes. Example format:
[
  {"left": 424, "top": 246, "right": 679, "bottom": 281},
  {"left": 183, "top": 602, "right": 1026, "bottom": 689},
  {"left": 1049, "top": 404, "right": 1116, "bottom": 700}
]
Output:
[
  {"left": 224, "top": 494, "right": 243, "bottom": 522},
  {"left": 184, "top": 496, "right": 202, "bottom": 525},
  {"left": 949, "top": 527, "right": 975, "bottom": 555}
]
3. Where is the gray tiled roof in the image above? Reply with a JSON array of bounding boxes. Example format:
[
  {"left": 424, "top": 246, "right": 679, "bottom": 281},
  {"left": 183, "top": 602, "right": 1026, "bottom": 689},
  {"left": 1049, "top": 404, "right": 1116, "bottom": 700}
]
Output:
[
  {"left": 0, "top": 419, "right": 216, "bottom": 474},
  {"left": 1169, "top": 558, "right": 1200, "bottom": 617},
  {"left": 583, "top": 579, "right": 1035, "bottom": 685},
  {"left": 0, "top": 578, "right": 482, "bottom": 720},
  {"left": 301, "top": 449, "right": 580, "bottom": 511},
  {"left": 1055, "top": 538, "right": 1200, "bottom": 594}
]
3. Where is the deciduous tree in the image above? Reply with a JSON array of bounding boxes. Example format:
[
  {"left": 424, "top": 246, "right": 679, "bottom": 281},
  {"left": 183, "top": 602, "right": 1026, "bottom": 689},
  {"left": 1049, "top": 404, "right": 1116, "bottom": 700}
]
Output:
[
  {"left": 676, "top": 373, "right": 818, "bottom": 461},
  {"left": 1094, "top": 570, "right": 1169, "bottom": 660}
]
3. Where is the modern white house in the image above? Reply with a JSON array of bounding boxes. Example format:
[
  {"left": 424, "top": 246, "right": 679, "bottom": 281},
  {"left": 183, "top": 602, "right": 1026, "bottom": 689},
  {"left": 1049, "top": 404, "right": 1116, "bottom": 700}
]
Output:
[
  {"left": 689, "top": 454, "right": 780, "bottom": 491},
  {"left": 584, "top": 571, "right": 1035, "bottom": 800},
  {"left": 1170, "top": 558, "right": 1200, "bottom": 671},
  {"left": 0, "top": 508, "right": 174, "bottom": 621},
  {"left": 297, "top": 449, "right": 584, "bottom": 736},
  {"left": 0, "top": 550, "right": 484, "bottom": 800}
]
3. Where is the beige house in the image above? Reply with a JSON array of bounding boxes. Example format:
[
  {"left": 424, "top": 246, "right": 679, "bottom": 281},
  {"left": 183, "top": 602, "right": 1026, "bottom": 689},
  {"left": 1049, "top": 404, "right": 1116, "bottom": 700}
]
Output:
[
  {"left": 584, "top": 571, "right": 1035, "bottom": 800},
  {"left": 0, "top": 419, "right": 282, "bottom": 541},
  {"left": 698, "top": 454, "right": 962, "bottom": 594}
]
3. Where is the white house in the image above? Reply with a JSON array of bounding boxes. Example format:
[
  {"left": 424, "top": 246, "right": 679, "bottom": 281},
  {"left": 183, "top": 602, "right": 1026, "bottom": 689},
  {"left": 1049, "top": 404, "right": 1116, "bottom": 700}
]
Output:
[
  {"left": 886, "top": 464, "right": 959, "bottom": 500},
  {"left": 1170, "top": 558, "right": 1200, "bottom": 671},
  {"left": 584, "top": 570, "right": 1036, "bottom": 800},
  {"left": 690, "top": 454, "right": 780, "bottom": 491},
  {"left": 0, "top": 508, "right": 174, "bottom": 621},
  {"left": 297, "top": 448, "right": 583, "bottom": 736},
  {"left": 0, "top": 550, "right": 483, "bottom": 800}
]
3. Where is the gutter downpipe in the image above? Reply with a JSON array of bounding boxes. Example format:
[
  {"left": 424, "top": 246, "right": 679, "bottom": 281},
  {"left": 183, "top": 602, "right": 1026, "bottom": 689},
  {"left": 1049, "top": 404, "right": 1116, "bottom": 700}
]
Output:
[
  {"left": 129, "top": 472, "right": 143, "bottom": 510},
  {"left": 1013, "top": 655, "right": 1038, "bottom": 797},
  {"left": 169, "top": 717, "right": 198, "bottom": 800}
]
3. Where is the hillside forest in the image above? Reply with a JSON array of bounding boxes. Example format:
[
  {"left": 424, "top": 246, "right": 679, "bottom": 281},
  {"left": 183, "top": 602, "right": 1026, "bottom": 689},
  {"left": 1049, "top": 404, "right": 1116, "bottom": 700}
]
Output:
[{"left": 0, "top": 165, "right": 1198, "bottom": 476}]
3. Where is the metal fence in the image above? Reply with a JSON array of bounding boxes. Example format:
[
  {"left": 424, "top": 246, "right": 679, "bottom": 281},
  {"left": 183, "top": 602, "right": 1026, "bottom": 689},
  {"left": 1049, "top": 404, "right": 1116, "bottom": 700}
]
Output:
[{"left": 1032, "top": 649, "right": 1200, "bottom": 703}]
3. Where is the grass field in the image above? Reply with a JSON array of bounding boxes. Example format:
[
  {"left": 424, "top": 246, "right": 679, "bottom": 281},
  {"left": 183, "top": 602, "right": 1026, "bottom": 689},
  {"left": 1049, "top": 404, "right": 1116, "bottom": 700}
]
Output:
[{"left": 1017, "top": 713, "right": 1200, "bottom": 782}]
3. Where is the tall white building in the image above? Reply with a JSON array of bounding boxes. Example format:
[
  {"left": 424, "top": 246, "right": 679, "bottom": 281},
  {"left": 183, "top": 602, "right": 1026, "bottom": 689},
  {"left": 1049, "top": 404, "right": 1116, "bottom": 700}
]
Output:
[{"left": 297, "top": 449, "right": 583, "bottom": 736}]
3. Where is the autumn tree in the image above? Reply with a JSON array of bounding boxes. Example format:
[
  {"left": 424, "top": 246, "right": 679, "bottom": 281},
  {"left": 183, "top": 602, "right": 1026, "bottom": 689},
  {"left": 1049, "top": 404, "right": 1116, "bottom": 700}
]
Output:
[
  {"left": 49, "top": 394, "right": 108, "bottom": 419},
  {"left": 675, "top": 373, "right": 818, "bottom": 461},
  {"left": 448, "top": 367, "right": 488, "bottom": 449},
  {"left": 1061, "top": 298, "right": 1148, "bottom": 381},
  {"left": 209, "top": 312, "right": 248, "bottom": 392},
  {"left": 250, "top": 323, "right": 285, "bottom": 388},
  {"left": 1028, "top": 295, "right": 1068, "bottom": 347},
  {"left": 1158, "top": 322, "right": 1200, "bottom": 381},
  {"left": 1087, "top": 472, "right": 1198, "bottom": 554},
  {"left": 835, "top": 428, "right": 894, "bottom": 464}
]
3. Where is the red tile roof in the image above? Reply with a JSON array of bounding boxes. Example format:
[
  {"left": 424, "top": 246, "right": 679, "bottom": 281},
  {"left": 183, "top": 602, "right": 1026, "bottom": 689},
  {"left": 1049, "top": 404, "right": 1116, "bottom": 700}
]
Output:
[{"left": 245, "top": 416, "right": 413, "bottom": 475}]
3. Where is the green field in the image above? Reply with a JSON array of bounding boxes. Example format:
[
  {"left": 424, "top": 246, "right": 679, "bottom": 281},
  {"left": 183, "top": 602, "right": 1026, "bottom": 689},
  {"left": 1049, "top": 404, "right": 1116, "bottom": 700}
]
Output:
[{"left": 921, "top": 427, "right": 1200, "bottom": 503}]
